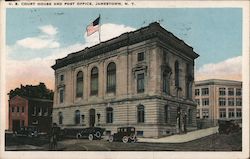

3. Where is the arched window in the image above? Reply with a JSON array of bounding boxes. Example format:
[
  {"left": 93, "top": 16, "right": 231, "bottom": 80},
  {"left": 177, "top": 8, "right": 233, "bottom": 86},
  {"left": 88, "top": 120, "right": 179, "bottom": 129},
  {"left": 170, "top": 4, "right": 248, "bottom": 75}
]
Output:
[
  {"left": 91, "top": 67, "right": 98, "bottom": 95},
  {"left": 163, "top": 70, "right": 169, "bottom": 94},
  {"left": 58, "top": 112, "right": 63, "bottom": 125},
  {"left": 137, "top": 105, "right": 145, "bottom": 123},
  {"left": 175, "top": 61, "right": 179, "bottom": 87},
  {"left": 76, "top": 71, "right": 83, "bottom": 97},
  {"left": 106, "top": 107, "right": 113, "bottom": 123},
  {"left": 107, "top": 62, "right": 116, "bottom": 93},
  {"left": 75, "top": 110, "right": 81, "bottom": 124}
]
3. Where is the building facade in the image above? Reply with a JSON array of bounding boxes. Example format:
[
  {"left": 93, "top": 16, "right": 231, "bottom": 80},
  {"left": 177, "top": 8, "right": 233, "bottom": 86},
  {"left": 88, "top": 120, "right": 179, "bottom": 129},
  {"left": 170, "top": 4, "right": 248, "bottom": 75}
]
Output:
[
  {"left": 195, "top": 79, "right": 242, "bottom": 124},
  {"left": 52, "top": 22, "right": 199, "bottom": 138},
  {"left": 9, "top": 95, "right": 53, "bottom": 132}
]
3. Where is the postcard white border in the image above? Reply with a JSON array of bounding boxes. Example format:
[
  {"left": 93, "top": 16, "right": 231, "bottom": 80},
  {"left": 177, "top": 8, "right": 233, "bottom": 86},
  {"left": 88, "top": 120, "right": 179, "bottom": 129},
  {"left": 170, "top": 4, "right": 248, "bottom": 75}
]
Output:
[{"left": 0, "top": 1, "right": 249, "bottom": 159}]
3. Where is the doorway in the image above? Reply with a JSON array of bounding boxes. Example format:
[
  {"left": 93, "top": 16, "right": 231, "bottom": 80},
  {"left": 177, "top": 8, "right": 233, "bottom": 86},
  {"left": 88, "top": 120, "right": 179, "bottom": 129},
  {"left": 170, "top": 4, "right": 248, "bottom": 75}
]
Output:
[{"left": 89, "top": 109, "right": 96, "bottom": 127}]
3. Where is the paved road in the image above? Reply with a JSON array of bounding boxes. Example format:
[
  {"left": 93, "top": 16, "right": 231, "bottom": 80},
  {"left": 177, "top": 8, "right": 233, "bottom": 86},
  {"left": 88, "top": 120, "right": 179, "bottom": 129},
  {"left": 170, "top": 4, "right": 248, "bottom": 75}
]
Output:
[{"left": 5, "top": 130, "right": 242, "bottom": 151}]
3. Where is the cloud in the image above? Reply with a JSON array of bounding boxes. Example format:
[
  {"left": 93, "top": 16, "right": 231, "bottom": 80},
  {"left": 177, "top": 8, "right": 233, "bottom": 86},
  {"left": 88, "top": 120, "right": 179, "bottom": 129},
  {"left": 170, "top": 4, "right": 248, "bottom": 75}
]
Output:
[
  {"left": 6, "top": 23, "right": 136, "bottom": 92},
  {"left": 16, "top": 25, "right": 60, "bottom": 50},
  {"left": 195, "top": 56, "right": 242, "bottom": 81},
  {"left": 39, "top": 25, "right": 58, "bottom": 36}
]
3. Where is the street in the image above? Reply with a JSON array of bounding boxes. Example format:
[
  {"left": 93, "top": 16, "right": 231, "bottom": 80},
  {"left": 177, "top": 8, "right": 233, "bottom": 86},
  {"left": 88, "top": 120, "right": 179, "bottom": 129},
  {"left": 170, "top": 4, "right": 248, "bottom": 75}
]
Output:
[{"left": 5, "top": 130, "right": 242, "bottom": 151}]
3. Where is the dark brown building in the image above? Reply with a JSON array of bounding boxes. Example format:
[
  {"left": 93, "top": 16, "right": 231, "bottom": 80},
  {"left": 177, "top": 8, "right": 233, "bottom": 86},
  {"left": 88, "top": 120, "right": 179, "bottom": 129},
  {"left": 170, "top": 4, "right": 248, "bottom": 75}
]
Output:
[{"left": 9, "top": 95, "right": 53, "bottom": 133}]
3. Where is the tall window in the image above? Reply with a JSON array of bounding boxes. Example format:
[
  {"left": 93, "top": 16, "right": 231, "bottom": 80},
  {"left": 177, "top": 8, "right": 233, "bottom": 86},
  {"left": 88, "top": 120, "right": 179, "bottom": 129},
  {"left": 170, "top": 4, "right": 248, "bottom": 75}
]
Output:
[
  {"left": 22, "top": 106, "right": 25, "bottom": 113},
  {"left": 202, "top": 109, "right": 209, "bottom": 119},
  {"left": 76, "top": 71, "right": 83, "bottom": 97},
  {"left": 59, "top": 112, "right": 63, "bottom": 125},
  {"left": 164, "top": 105, "right": 169, "bottom": 123},
  {"left": 17, "top": 106, "right": 20, "bottom": 112},
  {"left": 195, "top": 99, "right": 200, "bottom": 106},
  {"left": 236, "top": 88, "right": 242, "bottom": 96},
  {"left": 196, "top": 109, "right": 200, "bottom": 119},
  {"left": 236, "top": 98, "right": 242, "bottom": 106},
  {"left": 236, "top": 108, "right": 242, "bottom": 117},
  {"left": 137, "top": 105, "right": 145, "bottom": 123},
  {"left": 219, "top": 88, "right": 226, "bottom": 96},
  {"left": 163, "top": 71, "right": 169, "bottom": 94},
  {"left": 59, "top": 89, "right": 64, "bottom": 103},
  {"left": 106, "top": 107, "right": 113, "bottom": 123},
  {"left": 228, "top": 109, "right": 235, "bottom": 118},
  {"left": 75, "top": 110, "right": 81, "bottom": 124},
  {"left": 195, "top": 89, "right": 200, "bottom": 96},
  {"left": 137, "top": 52, "right": 144, "bottom": 61},
  {"left": 12, "top": 107, "right": 15, "bottom": 112},
  {"left": 201, "top": 88, "right": 209, "bottom": 96},
  {"left": 219, "top": 98, "right": 226, "bottom": 106},
  {"left": 91, "top": 67, "right": 98, "bottom": 95},
  {"left": 137, "top": 73, "right": 145, "bottom": 93},
  {"left": 60, "top": 74, "right": 64, "bottom": 82},
  {"left": 219, "top": 109, "right": 226, "bottom": 118},
  {"left": 107, "top": 62, "right": 116, "bottom": 93},
  {"left": 202, "top": 98, "right": 209, "bottom": 106},
  {"left": 228, "top": 98, "right": 235, "bottom": 106},
  {"left": 174, "top": 61, "right": 179, "bottom": 87},
  {"left": 228, "top": 88, "right": 234, "bottom": 96}
]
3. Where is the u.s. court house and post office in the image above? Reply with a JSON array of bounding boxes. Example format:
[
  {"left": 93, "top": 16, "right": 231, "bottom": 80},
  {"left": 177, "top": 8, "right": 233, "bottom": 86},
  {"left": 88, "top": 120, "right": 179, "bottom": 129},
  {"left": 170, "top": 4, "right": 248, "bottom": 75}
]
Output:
[{"left": 51, "top": 22, "right": 199, "bottom": 138}]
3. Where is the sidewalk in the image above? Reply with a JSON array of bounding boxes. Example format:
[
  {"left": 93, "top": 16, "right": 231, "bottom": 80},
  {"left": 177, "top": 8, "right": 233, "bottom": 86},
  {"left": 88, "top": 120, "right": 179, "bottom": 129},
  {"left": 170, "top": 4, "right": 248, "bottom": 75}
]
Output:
[{"left": 138, "top": 126, "right": 218, "bottom": 143}]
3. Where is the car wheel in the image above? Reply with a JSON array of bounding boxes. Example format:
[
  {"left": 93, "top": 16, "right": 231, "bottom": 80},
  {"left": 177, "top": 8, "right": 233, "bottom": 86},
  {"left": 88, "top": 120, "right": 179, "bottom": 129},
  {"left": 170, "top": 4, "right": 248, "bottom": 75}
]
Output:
[
  {"left": 95, "top": 131, "right": 101, "bottom": 139},
  {"left": 108, "top": 135, "right": 114, "bottom": 142},
  {"left": 88, "top": 134, "right": 94, "bottom": 141},
  {"left": 122, "top": 136, "right": 129, "bottom": 143},
  {"left": 76, "top": 133, "right": 81, "bottom": 139}
]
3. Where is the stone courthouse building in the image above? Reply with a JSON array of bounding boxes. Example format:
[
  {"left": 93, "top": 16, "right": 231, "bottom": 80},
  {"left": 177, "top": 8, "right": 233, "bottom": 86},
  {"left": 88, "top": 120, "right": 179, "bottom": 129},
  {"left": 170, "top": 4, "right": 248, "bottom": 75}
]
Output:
[{"left": 52, "top": 22, "right": 199, "bottom": 138}]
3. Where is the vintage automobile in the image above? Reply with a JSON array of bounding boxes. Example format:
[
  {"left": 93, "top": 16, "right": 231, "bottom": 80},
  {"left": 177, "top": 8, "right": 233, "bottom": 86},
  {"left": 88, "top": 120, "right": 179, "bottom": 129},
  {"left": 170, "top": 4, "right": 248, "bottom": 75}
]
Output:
[
  {"left": 108, "top": 127, "right": 137, "bottom": 143},
  {"left": 76, "top": 127, "right": 105, "bottom": 140},
  {"left": 14, "top": 126, "right": 38, "bottom": 137},
  {"left": 218, "top": 120, "right": 241, "bottom": 134}
]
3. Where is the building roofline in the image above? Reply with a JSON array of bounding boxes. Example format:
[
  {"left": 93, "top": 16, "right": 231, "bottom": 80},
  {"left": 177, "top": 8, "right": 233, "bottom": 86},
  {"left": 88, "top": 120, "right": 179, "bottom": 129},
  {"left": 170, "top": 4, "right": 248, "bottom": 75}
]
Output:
[
  {"left": 52, "top": 22, "right": 199, "bottom": 70},
  {"left": 195, "top": 79, "right": 242, "bottom": 86}
]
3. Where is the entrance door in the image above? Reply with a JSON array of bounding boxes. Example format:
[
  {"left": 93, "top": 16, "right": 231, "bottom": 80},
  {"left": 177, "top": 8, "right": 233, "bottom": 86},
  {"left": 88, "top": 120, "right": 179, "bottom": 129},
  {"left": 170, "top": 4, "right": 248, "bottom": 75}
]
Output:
[
  {"left": 12, "top": 120, "right": 20, "bottom": 131},
  {"left": 89, "top": 109, "right": 96, "bottom": 127}
]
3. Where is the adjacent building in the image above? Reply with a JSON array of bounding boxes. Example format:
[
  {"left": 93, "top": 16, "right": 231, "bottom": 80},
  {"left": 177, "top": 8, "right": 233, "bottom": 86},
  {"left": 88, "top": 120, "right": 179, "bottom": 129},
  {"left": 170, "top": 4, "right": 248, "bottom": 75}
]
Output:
[
  {"left": 9, "top": 95, "right": 53, "bottom": 132},
  {"left": 51, "top": 22, "right": 199, "bottom": 138},
  {"left": 195, "top": 79, "right": 242, "bottom": 123}
]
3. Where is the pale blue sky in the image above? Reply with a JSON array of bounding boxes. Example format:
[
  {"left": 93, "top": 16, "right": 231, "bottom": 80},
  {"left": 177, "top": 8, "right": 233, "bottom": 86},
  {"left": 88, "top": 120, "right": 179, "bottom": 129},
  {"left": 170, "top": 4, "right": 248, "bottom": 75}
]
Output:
[{"left": 6, "top": 8, "right": 242, "bottom": 68}]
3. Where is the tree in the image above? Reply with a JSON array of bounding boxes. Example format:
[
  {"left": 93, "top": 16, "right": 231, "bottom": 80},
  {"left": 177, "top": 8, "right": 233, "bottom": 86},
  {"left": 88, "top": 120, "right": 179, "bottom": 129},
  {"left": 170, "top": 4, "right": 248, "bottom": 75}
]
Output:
[{"left": 8, "top": 82, "right": 54, "bottom": 100}]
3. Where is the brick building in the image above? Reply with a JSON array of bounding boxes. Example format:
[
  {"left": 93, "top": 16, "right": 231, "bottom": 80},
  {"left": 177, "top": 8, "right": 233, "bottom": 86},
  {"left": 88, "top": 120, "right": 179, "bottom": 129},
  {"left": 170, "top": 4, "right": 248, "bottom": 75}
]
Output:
[
  {"left": 195, "top": 79, "right": 242, "bottom": 125},
  {"left": 51, "top": 22, "right": 199, "bottom": 138},
  {"left": 9, "top": 95, "right": 53, "bottom": 132}
]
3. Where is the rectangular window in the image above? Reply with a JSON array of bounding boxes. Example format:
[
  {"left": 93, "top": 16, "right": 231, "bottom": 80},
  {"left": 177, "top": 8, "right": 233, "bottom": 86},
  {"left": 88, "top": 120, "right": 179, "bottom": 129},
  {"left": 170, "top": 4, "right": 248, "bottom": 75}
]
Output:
[
  {"left": 12, "top": 107, "right": 15, "bottom": 112},
  {"left": 219, "top": 98, "right": 226, "bottom": 106},
  {"left": 236, "top": 88, "right": 242, "bottom": 96},
  {"left": 195, "top": 99, "right": 200, "bottom": 106},
  {"left": 236, "top": 98, "right": 242, "bottom": 106},
  {"left": 202, "top": 109, "right": 209, "bottom": 119},
  {"left": 228, "top": 88, "right": 234, "bottom": 96},
  {"left": 196, "top": 109, "right": 200, "bottom": 119},
  {"left": 136, "top": 131, "right": 144, "bottom": 136},
  {"left": 17, "top": 106, "right": 20, "bottom": 112},
  {"left": 219, "top": 88, "right": 226, "bottom": 96},
  {"left": 137, "top": 52, "right": 144, "bottom": 62},
  {"left": 201, "top": 88, "right": 209, "bottom": 96},
  {"left": 60, "top": 89, "right": 64, "bottom": 103},
  {"left": 228, "top": 98, "right": 235, "bottom": 106},
  {"left": 60, "top": 74, "right": 64, "bottom": 81},
  {"left": 202, "top": 98, "right": 209, "bottom": 106},
  {"left": 228, "top": 108, "right": 235, "bottom": 118},
  {"left": 22, "top": 106, "right": 25, "bottom": 113},
  {"left": 195, "top": 89, "right": 200, "bottom": 96},
  {"left": 236, "top": 108, "right": 242, "bottom": 117},
  {"left": 137, "top": 73, "right": 145, "bottom": 93},
  {"left": 219, "top": 108, "right": 226, "bottom": 118}
]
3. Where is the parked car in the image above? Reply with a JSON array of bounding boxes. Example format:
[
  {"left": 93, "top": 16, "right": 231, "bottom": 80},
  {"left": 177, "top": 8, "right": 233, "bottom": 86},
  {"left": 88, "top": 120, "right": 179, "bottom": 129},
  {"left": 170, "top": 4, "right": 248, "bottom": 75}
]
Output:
[
  {"left": 76, "top": 127, "right": 105, "bottom": 140},
  {"left": 108, "top": 127, "right": 137, "bottom": 143},
  {"left": 218, "top": 120, "right": 241, "bottom": 134},
  {"left": 14, "top": 126, "right": 38, "bottom": 137}
]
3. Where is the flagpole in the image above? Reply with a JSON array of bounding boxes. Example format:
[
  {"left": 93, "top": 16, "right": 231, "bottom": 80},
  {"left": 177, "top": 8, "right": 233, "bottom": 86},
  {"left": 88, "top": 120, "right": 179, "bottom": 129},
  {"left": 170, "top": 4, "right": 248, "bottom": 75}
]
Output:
[{"left": 99, "top": 14, "right": 101, "bottom": 43}]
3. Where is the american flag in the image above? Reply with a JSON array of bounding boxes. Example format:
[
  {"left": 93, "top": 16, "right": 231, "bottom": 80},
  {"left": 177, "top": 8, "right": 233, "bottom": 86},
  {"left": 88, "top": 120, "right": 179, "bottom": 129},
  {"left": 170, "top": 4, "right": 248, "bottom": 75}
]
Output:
[{"left": 86, "top": 16, "right": 100, "bottom": 36}]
